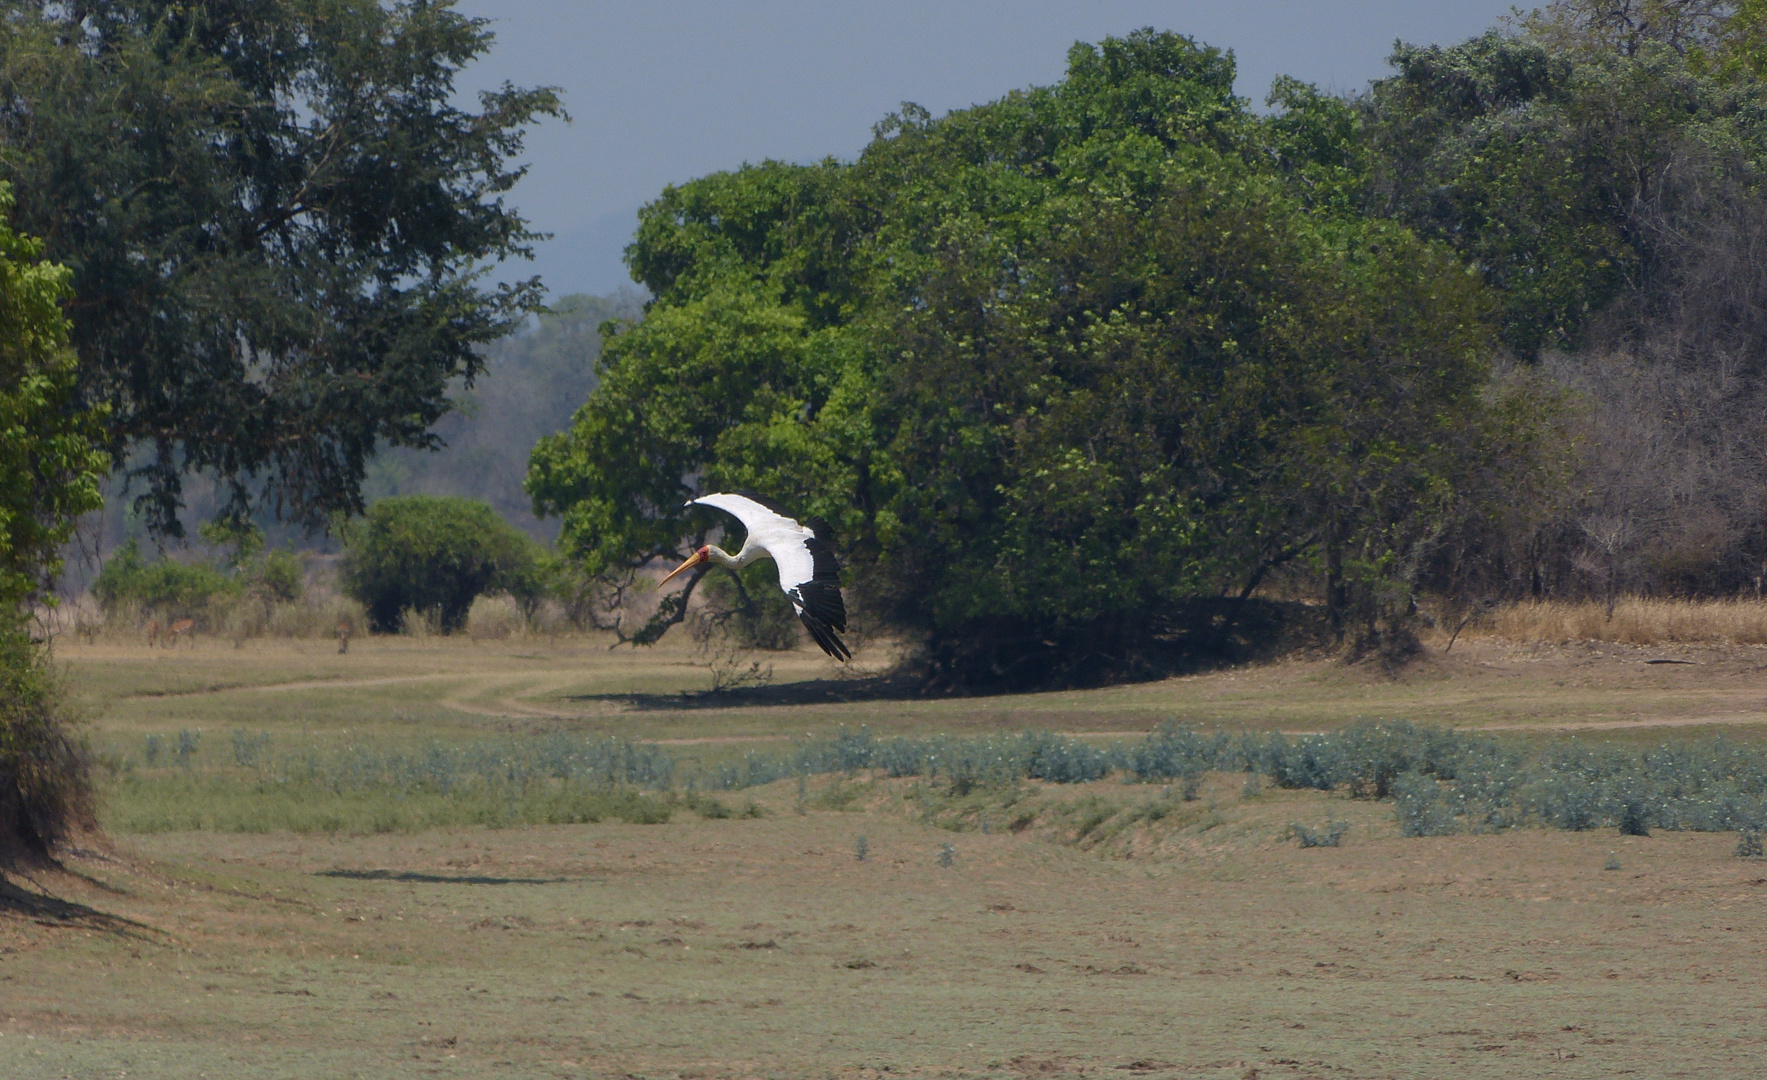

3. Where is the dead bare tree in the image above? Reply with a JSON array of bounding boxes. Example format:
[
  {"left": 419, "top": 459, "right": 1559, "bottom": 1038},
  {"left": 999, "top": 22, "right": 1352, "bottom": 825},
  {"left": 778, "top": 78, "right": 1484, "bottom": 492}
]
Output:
[
  {"left": 1518, "top": 0, "right": 1734, "bottom": 57},
  {"left": 1578, "top": 514, "right": 1634, "bottom": 620}
]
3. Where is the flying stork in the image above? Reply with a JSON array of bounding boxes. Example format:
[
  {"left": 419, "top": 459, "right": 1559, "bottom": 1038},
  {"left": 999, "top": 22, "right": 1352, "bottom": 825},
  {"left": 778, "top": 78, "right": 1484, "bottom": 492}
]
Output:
[{"left": 659, "top": 493, "right": 851, "bottom": 661}]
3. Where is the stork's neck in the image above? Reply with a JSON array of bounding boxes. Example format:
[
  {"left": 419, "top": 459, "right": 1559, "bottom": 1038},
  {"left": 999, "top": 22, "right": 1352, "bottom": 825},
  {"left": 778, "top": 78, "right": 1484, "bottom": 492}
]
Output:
[{"left": 704, "top": 543, "right": 762, "bottom": 570}]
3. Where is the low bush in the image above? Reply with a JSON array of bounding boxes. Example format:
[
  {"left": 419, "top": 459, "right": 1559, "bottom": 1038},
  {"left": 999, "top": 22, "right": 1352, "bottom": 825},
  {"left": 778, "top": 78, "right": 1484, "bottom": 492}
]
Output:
[
  {"left": 702, "top": 728, "right": 1119, "bottom": 792},
  {"left": 230, "top": 729, "right": 270, "bottom": 767},
  {"left": 93, "top": 539, "right": 238, "bottom": 622},
  {"left": 1392, "top": 771, "right": 1461, "bottom": 837},
  {"left": 341, "top": 495, "right": 544, "bottom": 633},
  {"left": 1124, "top": 724, "right": 1226, "bottom": 790},
  {"left": 89, "top": 531, "right": 324, "bottom": 646},
  {"left": 254, "top": 549, "right": 304, "bottom": 608},
  {"left": 465, "top": 595, "right": 526, "bottom": 640},
  {"left": 1293, "top": 821, "right": 1350, "bottom": 847},
  {"left": 779, "top": 724, "right": 1767, "bottom": 839},
  {"left": 90, "top": 719, "right": 1767, "bottom": 841}
]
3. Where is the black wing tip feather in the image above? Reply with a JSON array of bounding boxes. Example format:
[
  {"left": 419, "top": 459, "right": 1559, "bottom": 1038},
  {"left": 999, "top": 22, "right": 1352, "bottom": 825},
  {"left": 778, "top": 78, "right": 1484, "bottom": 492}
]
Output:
[
  {"left": 794, "top": 580, "right": 846, "bottom": 631},
  {"left": 791, "top": 581, "right": 850, "bottom": 661},
  {"left": 799, "top": 611, "right": 852, "bottom": 661}
]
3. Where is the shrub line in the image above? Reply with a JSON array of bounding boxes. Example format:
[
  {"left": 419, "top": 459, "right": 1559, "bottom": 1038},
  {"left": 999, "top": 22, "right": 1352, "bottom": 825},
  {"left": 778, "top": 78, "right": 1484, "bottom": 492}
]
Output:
[{"left": 94, "top": 720, "right": 1767, "bottom": 839}]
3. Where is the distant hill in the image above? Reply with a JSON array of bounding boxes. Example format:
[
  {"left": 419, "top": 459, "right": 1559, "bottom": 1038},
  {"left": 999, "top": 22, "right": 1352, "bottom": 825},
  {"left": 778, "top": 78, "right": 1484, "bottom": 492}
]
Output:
[{"left": 360, "top": 290, "right": 644, "bottom": 541}]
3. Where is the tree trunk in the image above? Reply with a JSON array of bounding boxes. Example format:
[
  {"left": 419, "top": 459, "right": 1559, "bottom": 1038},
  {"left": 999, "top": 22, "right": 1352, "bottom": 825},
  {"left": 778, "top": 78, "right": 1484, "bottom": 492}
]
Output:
[{"left": 1325, "top": 534, "right": 1347, "bottom": 641}]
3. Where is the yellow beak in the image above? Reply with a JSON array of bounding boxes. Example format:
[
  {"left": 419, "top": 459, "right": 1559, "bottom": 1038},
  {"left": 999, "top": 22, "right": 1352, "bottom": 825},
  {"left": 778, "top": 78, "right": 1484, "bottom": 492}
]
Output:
[{"left": 659, "top": 549, "right": 706, "bottom": 587}]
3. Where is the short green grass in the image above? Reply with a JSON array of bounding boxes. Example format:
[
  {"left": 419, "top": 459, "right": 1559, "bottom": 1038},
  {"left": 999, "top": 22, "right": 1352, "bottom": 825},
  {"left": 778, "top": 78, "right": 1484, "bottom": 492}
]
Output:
[{"left": 101, "top": 773, "right": 677, "bottom": 834}]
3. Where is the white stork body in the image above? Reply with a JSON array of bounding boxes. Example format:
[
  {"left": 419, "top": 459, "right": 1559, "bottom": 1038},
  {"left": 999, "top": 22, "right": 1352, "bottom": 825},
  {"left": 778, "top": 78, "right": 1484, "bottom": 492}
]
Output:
[{"left": 660, "top": 493, "right": 850, "bottom": 660}]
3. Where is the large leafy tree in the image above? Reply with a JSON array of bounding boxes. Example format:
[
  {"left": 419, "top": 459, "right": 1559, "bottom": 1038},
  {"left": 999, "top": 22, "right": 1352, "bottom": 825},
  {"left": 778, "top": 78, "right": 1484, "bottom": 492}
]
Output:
[
  {"left": 0, "top": 183, "right": 109, "bottom": 860},
  {"left": 530, "top": 31, "right": 1510, "bottom": 686},
  {"left": 1361, "top": 12, "right": 1767, "bottom": 357},
  {"left": 0, "top": 0, "right": 561, "bottom": 534},
  {"left": 1355, "top": 3, "right": 1767, "bottom": 603}
]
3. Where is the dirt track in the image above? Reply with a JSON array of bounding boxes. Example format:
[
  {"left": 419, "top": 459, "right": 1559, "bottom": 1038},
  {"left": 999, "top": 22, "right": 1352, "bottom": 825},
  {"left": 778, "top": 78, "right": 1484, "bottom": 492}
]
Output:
[{"left": 427, "top": 637, "right": 1767, "bottom": 735}]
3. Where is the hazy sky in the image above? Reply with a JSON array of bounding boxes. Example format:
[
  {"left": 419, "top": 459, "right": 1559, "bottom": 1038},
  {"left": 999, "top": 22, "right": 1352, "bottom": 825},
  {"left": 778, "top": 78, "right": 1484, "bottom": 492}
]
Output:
[{"left": 452, "top": 1, "right": 1521, "bottom": 297}]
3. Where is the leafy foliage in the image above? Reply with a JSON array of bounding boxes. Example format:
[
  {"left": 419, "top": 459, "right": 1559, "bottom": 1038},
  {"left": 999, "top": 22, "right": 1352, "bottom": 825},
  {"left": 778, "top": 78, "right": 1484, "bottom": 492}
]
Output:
[
  {"left": 0, "top": 1, "right": 561, "bottom": 534},
  {"left": 1292, "top": 821, "right": 1350, "bottom": 848},
  {"left": 1356, "top": 6, "right": 1767, "bottom": 603},
  {"left": 93, "top": 715, "right": 1767, "bottom": 846},
  {"left": 529, "top": 30, "right": 1516, "bottom": 686},
  {"left": 1361, "top": 13, "right": 1767, "bottom": 357},
  {"left": 340, "top": 496, "right": 543, "bottom": 633},
  {"left": 253, "top": 549, "right": 305, "bottom": 608},
  {"left": 0, "top": 183, "right": 106, "bottom": 863},
  {"left": 690, "top": 721, "right": 1767, "bottom": 843},
  {"left": 93, "top": 539, "right": 239, "bottom": 618},
  {"left": 0, "top": 186, "right": 108, "bottom": 612},
  {"left": 94, "top": 520, "right": 303, "bottom": 626},
  {"left": 1392, "top": 771, "right": 1466, "bottom": 837}
]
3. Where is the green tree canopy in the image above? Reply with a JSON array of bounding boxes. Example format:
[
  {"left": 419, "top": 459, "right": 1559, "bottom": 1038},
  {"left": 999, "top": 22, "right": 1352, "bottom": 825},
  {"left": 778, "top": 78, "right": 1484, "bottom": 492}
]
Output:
[
  {"left": 529, "top": 31, "right": 1515, "bottom": 686},
  {"left": 0, "top": 0, "right": 561, "bottom": 535},
  {"left": 0, "top": 185, "right": 107, "bottom": 611}
]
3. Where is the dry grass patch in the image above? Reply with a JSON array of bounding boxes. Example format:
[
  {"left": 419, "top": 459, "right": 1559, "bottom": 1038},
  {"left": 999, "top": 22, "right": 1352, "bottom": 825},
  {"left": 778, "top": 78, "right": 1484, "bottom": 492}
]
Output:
[{"left": 1466, "top": 597, "right": 1767, "bottom": 646}]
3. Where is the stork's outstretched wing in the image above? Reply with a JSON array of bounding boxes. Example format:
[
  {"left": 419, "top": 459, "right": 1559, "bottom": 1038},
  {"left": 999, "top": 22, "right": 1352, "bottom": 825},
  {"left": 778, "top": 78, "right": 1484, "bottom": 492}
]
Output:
[
  {"left": 792, "top": 517, "right": 849, "bottom": 661},
  {"left": 690, "top": 493, "right": 849, "bottom": 660}
]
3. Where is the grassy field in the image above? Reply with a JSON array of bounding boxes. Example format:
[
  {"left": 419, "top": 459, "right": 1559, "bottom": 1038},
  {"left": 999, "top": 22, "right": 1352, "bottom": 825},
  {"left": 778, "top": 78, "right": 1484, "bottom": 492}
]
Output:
[
  {"left": 3, "top": 632, "right": 1766, "bottom": 1078},
  {"left": 60, "top": 629, "right": 1767, "bottom": 745}
]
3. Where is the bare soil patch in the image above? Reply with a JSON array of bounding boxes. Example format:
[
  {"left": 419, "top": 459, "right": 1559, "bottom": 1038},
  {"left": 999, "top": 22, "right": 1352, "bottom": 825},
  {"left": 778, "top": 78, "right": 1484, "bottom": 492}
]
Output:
[{"left": 2, "top": 779, "right": 1763, "bottom": 1078}]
